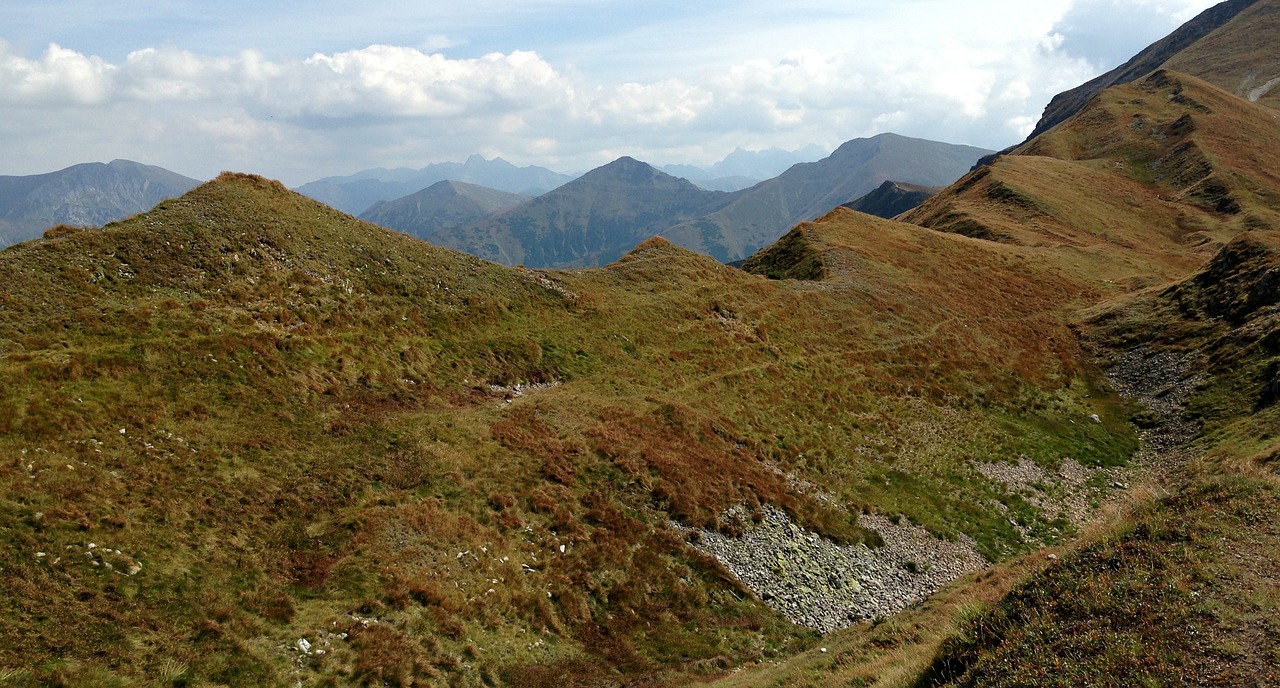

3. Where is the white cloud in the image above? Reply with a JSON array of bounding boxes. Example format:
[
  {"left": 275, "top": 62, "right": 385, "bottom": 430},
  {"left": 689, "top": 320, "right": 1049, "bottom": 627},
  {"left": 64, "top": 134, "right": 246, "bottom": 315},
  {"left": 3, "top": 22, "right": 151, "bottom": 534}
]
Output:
[
  {"left": 420, "top": 34, "right": 466, "bottom": 52},
  {"left": 1, "top": 43, "right": 116, "bottom": 105},
  {"left": 0, "top": 1, "right": 1201, "bottom": 184},
  {"left": 286, "top": 46, "right": 569, "bottom": 120}
]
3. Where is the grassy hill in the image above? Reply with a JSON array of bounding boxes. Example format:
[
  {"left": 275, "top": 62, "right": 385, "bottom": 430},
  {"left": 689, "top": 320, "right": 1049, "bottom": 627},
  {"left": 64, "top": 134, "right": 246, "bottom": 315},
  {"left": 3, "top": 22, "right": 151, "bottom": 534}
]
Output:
[
  {"left": 903, "top": 71, "right": 1280, "bottom": 285},
  {"left": 699, "top": 68, "right": 1280, "bottom": 688},
  {"left": 4, "top": 4, "right": 1280, "bottom": 686},
  {"left": 911, "top": 229, "right": 1280, "bottom": 688},
  {"left": 1024, "top": 0, "right": 1261, "bottom": 142},
  {"left": 1162, "top": 0, "right": 1280, "bottom": 109},
  {"left": 0, "top": 169, "right": 1143, "bottom": 686}
]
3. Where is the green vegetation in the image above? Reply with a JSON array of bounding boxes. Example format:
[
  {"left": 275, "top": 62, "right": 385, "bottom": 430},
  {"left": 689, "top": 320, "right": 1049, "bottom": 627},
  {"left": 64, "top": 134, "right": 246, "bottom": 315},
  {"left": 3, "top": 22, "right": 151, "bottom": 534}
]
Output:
[
  {"left": 4, "top": 13, "right": 1280, "bottom": 682},
  {"left": 0, "top": 165, "right": 1134, "bottom": 685},
  {"left": 917, "top": 476, "right": 1280, "bottom": 687}
]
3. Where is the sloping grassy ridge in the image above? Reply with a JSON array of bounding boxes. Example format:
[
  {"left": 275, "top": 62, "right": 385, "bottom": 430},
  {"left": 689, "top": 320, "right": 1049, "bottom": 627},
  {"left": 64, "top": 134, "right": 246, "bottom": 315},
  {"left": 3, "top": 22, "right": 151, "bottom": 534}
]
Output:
[{"left": 914, "top": 230, "right": 1280, "bottom": 687}]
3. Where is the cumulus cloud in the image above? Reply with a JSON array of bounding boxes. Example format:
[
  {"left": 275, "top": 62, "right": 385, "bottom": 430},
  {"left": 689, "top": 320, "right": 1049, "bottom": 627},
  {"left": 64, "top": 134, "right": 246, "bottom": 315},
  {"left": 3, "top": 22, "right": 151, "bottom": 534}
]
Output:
[
  {"left": 0, "top": 0, "right": 1191, "bottom": 183},
  {"left": 1, "top": 43, "right": 116, "bottom": 105}
]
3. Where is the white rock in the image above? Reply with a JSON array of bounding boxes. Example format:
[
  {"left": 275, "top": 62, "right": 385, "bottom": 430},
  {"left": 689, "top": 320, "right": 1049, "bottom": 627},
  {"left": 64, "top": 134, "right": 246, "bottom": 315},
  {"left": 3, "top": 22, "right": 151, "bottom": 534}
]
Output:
[{"left": 297, "top": 638, "right": 312, "bottom": 654}]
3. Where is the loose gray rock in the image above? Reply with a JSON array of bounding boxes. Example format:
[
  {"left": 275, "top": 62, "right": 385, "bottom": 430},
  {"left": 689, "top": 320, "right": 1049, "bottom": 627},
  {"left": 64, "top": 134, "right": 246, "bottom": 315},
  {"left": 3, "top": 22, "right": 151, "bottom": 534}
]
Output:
[{"left": 679, "top": 505, "right": 984, "bottom": 633}]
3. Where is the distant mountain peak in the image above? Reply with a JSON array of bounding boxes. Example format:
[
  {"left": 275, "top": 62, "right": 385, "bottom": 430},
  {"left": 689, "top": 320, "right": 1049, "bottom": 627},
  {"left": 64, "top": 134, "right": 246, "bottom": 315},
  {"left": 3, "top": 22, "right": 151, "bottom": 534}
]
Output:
[
  {"left": 842, "top": 180, "right": 941, "bottom": 219},
  {"left": 606, "top": 155, "right": 646, "bottom": 167},
  {"left": 0, "top": 159, "right": 201, "bottom": 247},
  {"left": 587, "top": 157, "right": 681, "bottom": 185}
]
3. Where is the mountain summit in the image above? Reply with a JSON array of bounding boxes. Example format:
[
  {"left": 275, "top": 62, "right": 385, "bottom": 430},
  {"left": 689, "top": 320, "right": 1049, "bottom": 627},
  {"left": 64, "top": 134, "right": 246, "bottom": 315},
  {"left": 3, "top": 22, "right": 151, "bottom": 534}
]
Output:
[
  {"left": 429, "top": 156, "right": 732, "bottom": 267},
  {"left": 359, "top": 180, "right": 531, "bottom": 240}
]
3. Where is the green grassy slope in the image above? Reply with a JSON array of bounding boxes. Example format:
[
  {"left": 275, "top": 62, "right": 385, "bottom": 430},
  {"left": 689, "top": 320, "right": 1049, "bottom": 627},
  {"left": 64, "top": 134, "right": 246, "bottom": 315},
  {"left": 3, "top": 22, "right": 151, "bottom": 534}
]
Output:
[
  {"left": 914, "top": 230, "right": 1280, "bottom": 688},
  {"left": 0, "top": 170, "right": 1140, "bottom": 686}
]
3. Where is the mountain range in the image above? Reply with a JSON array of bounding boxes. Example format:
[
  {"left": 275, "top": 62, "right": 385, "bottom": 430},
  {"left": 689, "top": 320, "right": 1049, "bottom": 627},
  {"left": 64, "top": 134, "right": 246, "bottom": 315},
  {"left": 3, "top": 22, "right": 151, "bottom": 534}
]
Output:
[
  {"left": 660, "top": 133, "right": 991, "bottom": 261},
  {"left": 359, "top": 181, "right": 532, "bottom": 241},
  {"left": 424, "top": 133, "right": 990, "bottom": 267},
  {"left": 3, "top": 2, "right": 1280, "bottom": 686},
  {"left": 659, "top": 144, "right": 830, "bottom": 191},
  {"left": 425, "top": 156, "right": 732, "bottom": 267},
  {"left": 294, "top": 155, "right": 575, "bottom": 215},
  {"left": 298, "top": 146, "right": 830, "bottom": 219},
  {"left": 0, "top": 160, "right": 200, "bottom": 248}
]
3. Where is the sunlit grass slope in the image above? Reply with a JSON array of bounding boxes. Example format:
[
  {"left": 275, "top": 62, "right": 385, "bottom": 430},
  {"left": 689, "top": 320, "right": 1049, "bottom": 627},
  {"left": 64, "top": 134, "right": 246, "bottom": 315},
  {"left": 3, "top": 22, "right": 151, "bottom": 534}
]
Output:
[{"left": 903, "top": 71, "right": 1280, "bottom": 286}]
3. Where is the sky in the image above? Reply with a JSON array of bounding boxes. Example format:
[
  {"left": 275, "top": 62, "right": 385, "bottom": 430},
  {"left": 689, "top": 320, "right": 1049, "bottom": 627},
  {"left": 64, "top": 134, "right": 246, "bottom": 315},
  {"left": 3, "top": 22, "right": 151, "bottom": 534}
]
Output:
[{"left": 0, "top": 0, "right": 1220, "bottom": 186}]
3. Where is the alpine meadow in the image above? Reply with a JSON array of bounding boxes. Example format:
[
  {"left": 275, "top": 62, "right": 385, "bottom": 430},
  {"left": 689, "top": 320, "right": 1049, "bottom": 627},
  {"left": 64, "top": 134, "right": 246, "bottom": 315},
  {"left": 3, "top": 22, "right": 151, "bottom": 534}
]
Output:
[{"left": 3, "top": 1, "right": 1280, "bottom": 686}]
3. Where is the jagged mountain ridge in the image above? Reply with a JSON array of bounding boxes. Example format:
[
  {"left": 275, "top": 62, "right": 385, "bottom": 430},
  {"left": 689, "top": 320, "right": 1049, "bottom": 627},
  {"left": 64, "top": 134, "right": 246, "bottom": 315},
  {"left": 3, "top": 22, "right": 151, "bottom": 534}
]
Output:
[
  {"left": 660, "top": 145, "right": 830, "bottom": 191},
  {"left": 0, "top": 160, "right": 200, "bottom": 248},
  {"left": 359, "top": 180, "right": 531, "bottom": 241}
]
